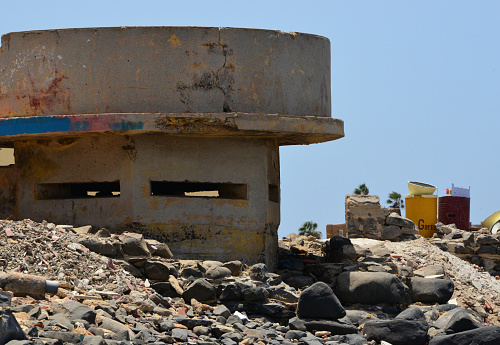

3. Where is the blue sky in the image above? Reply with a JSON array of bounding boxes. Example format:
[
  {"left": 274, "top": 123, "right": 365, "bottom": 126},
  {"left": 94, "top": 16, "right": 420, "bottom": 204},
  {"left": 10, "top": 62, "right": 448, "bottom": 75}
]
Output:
[{"left": 1, "top": 1, "right": 498, "bottom": 237}]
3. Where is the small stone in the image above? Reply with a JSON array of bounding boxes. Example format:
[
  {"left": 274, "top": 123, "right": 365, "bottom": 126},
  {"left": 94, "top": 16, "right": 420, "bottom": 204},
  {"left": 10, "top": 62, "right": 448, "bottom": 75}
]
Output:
[
  {"left": 213, "top": 305, "right": 231, "bottom": 319},
  {"left": 249, "top": 263, "right": 269, "bottom": 281},
  {"left": 206, "top": 266, "right": 232, "bottom": 279},
  {"left": 220, "top": 284, "right": 242, "bottom": 301},
  {"left": 242, "top": 286, "right": 269, "bottom": 302},
  {"left": 171, "top": 328, "right": 188, "bottom": 342},
  {"left": 98, "top": 316, "right": 132, "bottom": 341},
  {"left": 223, "top": 261, "right": 243, "bottom": 276},
  {"left": 183, "top": 278, "right": 216, "bottom": 302},
  {"left": 0, "top": 292, "right": 12, "bottom": 307},
  {"left": 118, "top": 232, "right": 151, "bottom": 257},
  {"left": 0, "top": 310, "right": 28, "bottom": 344}
]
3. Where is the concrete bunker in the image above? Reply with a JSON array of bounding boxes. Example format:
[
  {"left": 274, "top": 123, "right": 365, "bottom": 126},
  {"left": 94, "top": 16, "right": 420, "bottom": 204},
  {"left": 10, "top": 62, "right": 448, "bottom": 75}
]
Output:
[{"left": 0, "top": 27, "right": 344, "bottom": 268}]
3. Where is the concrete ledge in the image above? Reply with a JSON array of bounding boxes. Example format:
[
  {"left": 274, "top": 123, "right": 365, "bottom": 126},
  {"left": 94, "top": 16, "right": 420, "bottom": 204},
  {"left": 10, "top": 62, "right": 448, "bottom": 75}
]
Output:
[{"left": 0, "top": 112, "right": 344, "bottom": 145}]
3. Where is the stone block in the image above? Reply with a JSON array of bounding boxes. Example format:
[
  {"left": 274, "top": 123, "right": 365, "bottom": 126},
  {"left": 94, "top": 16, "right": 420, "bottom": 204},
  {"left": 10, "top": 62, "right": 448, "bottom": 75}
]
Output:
[
  {"left": 380, "top": 226, "right": 403, "bottom": 241},
  {"left": 386, "top": 212, "right": 415, "bottom": 228}
]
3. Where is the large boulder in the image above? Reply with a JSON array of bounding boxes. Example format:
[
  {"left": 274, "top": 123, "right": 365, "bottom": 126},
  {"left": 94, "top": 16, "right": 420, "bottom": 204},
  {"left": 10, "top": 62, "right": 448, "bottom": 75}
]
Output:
[
  {"left": 363, "top": 319, "right": 428, "bottom": 345},
  {"left": 335, "top": 272, "right": 411, "bottom": 305},
  {"left": 428, "top": 325, "right": 500, "bottom": 345},
  {"left": 296, "top": 282, "right": 346, "bottom": 320},
  {"left": 362, "top": 307, "right": 429, "bottom": 345},
  {"left": 410, "top": 277, "right": 454, "bottom": 304}
]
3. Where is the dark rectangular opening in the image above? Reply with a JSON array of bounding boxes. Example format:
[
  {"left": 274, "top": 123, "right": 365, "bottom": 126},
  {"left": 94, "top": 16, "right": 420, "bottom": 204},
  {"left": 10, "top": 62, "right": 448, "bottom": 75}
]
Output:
[
  {"left": 37, "top": 181, "right": 120, "bottom": 200},
  {"left": 269, "top": 184, "right": 279, "bottom": 203},
  {"left": 151, "top": 181, "right": 247, "bottom": 200}
]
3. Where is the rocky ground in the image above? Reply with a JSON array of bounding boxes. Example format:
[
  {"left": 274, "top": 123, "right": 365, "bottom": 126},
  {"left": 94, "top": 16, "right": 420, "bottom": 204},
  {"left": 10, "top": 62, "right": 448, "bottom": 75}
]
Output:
[{"left": 1, "top": 217, "right": 500, "bottom": 345}]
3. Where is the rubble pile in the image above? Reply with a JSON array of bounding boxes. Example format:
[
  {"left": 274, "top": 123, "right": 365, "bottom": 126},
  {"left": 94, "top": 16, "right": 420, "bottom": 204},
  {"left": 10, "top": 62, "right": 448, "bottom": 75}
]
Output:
[
  {"left": 0, "top": 220, "right": 146, "bottom": 295},
  {"left": 430, "top": 223, "right": 500, "bottom": 276},
  {"left": 1, "top": 219, "right": 500, "bottom": 345}
]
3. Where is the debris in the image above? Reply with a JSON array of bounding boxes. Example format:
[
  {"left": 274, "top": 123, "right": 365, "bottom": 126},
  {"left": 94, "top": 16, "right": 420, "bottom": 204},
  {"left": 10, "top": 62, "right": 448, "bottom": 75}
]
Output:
[{"left": 0, "top": 272, "right": 58, "bottom": 297}]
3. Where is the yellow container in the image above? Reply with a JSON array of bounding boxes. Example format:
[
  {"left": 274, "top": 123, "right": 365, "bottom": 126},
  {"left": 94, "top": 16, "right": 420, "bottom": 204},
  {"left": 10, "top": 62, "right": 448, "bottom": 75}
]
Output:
[{"left": 405, "top": 194, "right": 438, "bottom": 238}]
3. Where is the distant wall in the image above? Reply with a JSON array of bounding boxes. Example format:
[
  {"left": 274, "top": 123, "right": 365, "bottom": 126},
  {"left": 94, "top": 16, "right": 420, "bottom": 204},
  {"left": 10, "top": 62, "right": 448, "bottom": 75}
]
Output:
[
  {"left": 326, "top": 223, "right": 346, "bottom": 238},
  {"left": 345, "top": 194, "right": 417, "bottom": 241}
]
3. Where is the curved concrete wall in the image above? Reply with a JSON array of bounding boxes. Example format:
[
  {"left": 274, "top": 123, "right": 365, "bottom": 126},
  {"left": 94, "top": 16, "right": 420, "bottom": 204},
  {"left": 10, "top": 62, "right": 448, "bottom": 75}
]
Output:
[{"left": 0, "top": 27, "right": 330, "bottom": 118}]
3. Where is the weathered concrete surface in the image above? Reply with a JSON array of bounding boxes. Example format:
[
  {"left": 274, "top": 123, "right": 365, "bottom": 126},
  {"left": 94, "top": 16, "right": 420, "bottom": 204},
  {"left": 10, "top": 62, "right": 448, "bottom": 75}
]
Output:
[
  {"left": 0, "top": 27, "right": 344, "bottom": 267},
  {"left": 0, "top": 27, "right": 330, "bottom": 118},
  {"left": 0, "top": 165, "right": 16, "bottom": 219},
  {"left": 15, "top": 135, "right": 279, "bottom": 267}
]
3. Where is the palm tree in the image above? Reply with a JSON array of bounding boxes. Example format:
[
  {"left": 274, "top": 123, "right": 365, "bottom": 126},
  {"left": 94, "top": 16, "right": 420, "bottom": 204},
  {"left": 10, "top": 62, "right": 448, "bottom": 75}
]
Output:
[
  {"left": 387, "top": 191, "right": 404, "bottom": 209},
  {"left": 354, "top": 183, "right": 369, "bottom": 195},
  {"left": 298, "top": 221, "right": 321, "bottom": 239}
]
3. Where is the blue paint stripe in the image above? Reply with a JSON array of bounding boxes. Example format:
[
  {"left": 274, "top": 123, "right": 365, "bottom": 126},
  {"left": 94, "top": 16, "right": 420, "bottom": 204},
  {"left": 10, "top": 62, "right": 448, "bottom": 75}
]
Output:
[{"left": 0, "top": 117, "right": 71, "bottom": 136}]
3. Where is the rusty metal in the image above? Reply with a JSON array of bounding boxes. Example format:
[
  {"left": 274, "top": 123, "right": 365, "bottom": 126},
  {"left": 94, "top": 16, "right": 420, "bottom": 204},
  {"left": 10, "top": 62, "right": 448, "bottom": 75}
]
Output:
[
  {"left": 439, "top": 196, "right": 471, "bottom": 231},
  {"left": 0, "top": 272, "right": 58, "bottom": 297}
]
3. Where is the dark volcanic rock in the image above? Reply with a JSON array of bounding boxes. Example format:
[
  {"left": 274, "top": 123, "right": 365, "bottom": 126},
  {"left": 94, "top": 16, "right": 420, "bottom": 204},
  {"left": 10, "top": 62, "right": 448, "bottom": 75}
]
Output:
[
  {"left": 386, "top": 212, "right": 415, "bottom": 228},
  {"left": 183, "top": 278, "right": 216, "bottom": 302},
  {"left": 334, "top": 334, "right": 369, "bottom": 345},
  {"left": 206, "top": 266, "right": 232, "bottom": 279},
  {"left": 396, "top": 307, "right": 426, "bottom": 321},
  {"left": 362, "top": 318, "right": 429, "bottom": 345},
  {"left": 444, "top": 309, "right": 484, "bottom": 334},
  {"left": 144, "top": 261, "right": 177, "bottom": 281},
  {"left": 118, "top": 232, "right": 151, "bottom": 257},
  {"left": 0, "top": 291, "right": 12, "bottom": 307},
  {"left": 0, "top": 310, "right": 27, "bottom": 344},
  {"left": 336, "top": 271, "right": 411, "bottom": 305},
  {"left": 324, "top": 236, "right": 358, "bottom": 263},
  {"left": 61, "top": 300, "right": 97, "bottom": 324},
  {"left": 410, "top": 277, "right": 454, "bottom": 304},
  {"left": 296, "top": 282, "right": 346, "bottom": 320},
  {"left": 288, "top": 316, "right": 307, "bottom": 331},
  {"left": 428, "top": 325, "right": 500, "bottom": 345},
  {"left": 284, "top": 275, "right": 315, "bottom": 289},
  {"left": 241, "top": 286, "right": 269, "bottom": 302},
  {"left": 39, "top": 331, "right": 82, "bottom": 344},
  {"left": 249, "top": 263, "right": 269, "bottom": 281},
  {"left": 303, "top": 319, "right": 358, "bottom": 334},
  {"left": 285, "top": 330, "right": 307, "bottom": 340},
  {"left": 220, "top": 284, "right": 242, "bottom": 301}
]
